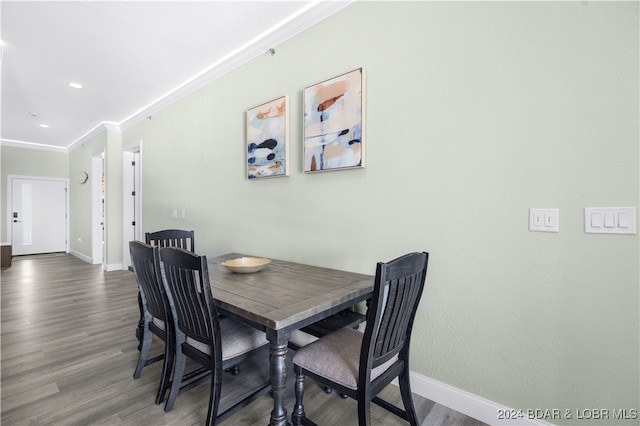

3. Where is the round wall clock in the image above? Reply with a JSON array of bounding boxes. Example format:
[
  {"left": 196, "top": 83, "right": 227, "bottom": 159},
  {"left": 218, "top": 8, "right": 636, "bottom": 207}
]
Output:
[{"left": 78, "top": 171, "right": 89, "bottom": 184}]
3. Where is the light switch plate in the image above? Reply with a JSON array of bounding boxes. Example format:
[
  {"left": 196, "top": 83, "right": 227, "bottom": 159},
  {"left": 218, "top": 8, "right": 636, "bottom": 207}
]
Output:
[
  {"left": 585, "top": 207, "right": 636, "bottom": 234},
  {"left": 529, "top": 208, "right": 559, "bottom": 232}
]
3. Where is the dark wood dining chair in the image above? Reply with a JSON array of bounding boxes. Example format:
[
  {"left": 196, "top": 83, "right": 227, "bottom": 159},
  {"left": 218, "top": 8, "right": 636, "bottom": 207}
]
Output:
[
  {"left": 291, "top": 252, "right": 430, "bottom": 426},
  {"left": 136, "top": 229, "right": 194, "bottom": 350},
  {"left": 145, "top": 229, "right": 195, "bottom": 252},
  {"left": 129, "top": 241, "right": 173, "bottom": 405},
  {"left": 158, "top": 246, "right": 270, "bottom": 425}
]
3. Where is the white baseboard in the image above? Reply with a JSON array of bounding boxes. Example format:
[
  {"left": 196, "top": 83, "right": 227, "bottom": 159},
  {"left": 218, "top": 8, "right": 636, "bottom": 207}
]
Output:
[
  {"left": 105, "top": 263, "right": 123, "bottom": 272},
  {"left": 69, "top": 250, "right": 122, "bottom": 271},
  {"left": 69, "top": 249, "right": 92, "bottom": 264},
  {"left": 410, "top": 372, "right": 554, "bottom": 426}
]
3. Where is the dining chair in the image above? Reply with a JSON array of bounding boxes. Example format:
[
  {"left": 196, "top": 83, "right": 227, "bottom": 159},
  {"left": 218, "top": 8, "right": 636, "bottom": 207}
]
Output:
[
  {"left": 136, "top": 229, "right": 194, "bottom": 353},
  {"left": 145, "top": 229, "right": 195, "bottom": 252},
  {"left": 145, "top": 229, "right": 245, "bottom": 375},
  {"left": 291, "top": 251, "right": 430, "bottom": 426},
  {"left": 158, "top": 246, "right": 270, "bottom": 425},
  {"left": 129, "top": 241, "right": 173, "bottom": 405}
]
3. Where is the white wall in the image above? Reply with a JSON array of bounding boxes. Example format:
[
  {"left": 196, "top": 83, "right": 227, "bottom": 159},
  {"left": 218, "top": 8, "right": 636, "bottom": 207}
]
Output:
[{"left": 111, "top": 2, "right": 639, "bottom": 424}]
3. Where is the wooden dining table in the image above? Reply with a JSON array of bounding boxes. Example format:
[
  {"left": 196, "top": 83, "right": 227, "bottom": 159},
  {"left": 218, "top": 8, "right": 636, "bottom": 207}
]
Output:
[{"left": 207, "top": 252, "right": 374, "bottom": 426}]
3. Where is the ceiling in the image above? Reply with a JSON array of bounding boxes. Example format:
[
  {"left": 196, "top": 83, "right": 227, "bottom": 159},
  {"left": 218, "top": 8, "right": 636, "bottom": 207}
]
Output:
[{"left": 1, "top": 1, "right": 351, "bottom": 151}]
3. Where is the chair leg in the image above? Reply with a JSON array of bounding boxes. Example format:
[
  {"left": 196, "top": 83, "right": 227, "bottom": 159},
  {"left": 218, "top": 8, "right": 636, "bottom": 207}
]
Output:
[
  {"left": 292, "top": 370, "right": 306, "bottom": 426},
  {"left": 164, "top": 350, "right": 186, "bottom": 412},
  {"left": 357, "top": 397, "right": 372, "bottom": 426},
  {"left": 155, "top": 339, "right": 174, "bottom": 405},
  {"left": 205, "top": 365, "right": 223, "bottom": 426},
  {"left": 136, "top": 292, "right": 144, "bottom": 351},
  {"left": 133, "top": 323, "right": 152, "bottom": 378},
  {"left": 398, "top": 368, "right": 419, "bottom": 426}
]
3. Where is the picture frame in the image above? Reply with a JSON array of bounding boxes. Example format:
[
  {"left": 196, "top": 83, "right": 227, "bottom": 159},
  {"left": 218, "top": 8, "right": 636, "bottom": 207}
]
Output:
[
  {"left": 303, "top": 67, "right": 365, "bottom": 173},
  {"left": 246, "top": 95, "right": 289, "bottom": 179}
]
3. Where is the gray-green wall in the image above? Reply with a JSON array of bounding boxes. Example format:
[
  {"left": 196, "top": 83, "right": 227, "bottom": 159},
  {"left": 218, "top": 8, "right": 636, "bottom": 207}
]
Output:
[
  {"left": 122, "top": 2, "right": 639, "bottom": 422},
  {"left": 4, "top": 2, "right": 639, "bottom": 423},
  {"left": 66, "top": 129, "right": 123, "bottom": 267},
  {"left": 1, "top": 146, "right": 69, "bottom": 242}
]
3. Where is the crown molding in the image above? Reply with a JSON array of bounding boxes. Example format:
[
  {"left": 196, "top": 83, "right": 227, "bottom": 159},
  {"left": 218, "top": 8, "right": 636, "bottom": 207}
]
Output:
[
  {"left": 119, "top": 1, "right": 354, "bottom": 131},
  {"left": 66, "top": 122, "right": 120, "bottom": 152},
  {"left": 4, "top": 1, "right": 355, "bottom": 153},
  {"left": 1, "top": 121, "right": 121, "bottom": 153},
  {"left": 0, "top": 138, "right": 68, "bottom": 153}
]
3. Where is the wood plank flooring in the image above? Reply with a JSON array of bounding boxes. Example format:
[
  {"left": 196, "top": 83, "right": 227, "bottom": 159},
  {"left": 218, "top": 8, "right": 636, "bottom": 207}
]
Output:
[{"left": 1, "top": 253, "right": 486, "bottom": 426}]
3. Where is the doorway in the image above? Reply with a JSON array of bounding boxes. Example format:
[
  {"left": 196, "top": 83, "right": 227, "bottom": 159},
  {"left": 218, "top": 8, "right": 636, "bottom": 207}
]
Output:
[
  {"left": 122, "top": 146, "right": 142, "bottom": 270},
  {"left": 9, "top": 176, "right": 68, "bottom": 255},
  {"left": 91, "top": 152, "right": 105, "bottom": 266}
]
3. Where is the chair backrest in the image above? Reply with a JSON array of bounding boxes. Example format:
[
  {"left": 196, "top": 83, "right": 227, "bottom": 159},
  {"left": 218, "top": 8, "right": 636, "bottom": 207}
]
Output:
[
  {"left": 145, "top": 229, "right": 195, "bottom": 253},
  {"left": 360, "top": 252, "right": 429, "bottom": 375},
  {"left": 158, "top": 246, "right": 220, "bottom": 355},
  {"left": 129, "top": 240, "right": 168, "bottom": 322}
]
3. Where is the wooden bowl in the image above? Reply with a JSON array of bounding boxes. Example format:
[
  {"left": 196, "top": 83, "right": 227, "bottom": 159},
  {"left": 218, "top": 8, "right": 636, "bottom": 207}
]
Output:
[{"left": 221, "top": 257, "right": 271, "bottom": 273}]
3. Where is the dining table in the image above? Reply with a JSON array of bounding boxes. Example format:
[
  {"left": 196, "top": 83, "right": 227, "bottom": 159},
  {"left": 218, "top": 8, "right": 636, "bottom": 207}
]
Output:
[{"left": 207, "top": 252, "right": 375, "bottom": 426}]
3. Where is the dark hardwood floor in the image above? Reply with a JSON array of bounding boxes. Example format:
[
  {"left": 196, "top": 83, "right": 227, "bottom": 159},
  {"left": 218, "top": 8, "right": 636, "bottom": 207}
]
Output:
[{"left": 1, "top": 253, "right": 485, "bottom": 426}]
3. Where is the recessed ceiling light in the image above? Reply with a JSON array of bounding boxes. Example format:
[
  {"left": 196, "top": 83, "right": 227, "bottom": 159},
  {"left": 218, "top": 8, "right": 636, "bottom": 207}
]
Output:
[
  {"left": 39, "top": 124, "right": 49, "bottom": 128},
  {"left": 68, "top": 81, "right": 84, "bottom": 89}
]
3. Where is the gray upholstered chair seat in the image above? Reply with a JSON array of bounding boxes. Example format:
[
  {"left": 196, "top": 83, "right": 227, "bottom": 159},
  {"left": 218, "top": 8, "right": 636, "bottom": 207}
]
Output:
[
  {"left": 293, "top": 326, "right": 398, "bottom": 390},
  {"left": 152, "top": 316, "right": 166, "bottom": 331},
  {"left": 186, "top": 316, "right": 268, "bottom": 359},
  {"left": 288, "top": 329, "right": 319, "bottom": 348}
]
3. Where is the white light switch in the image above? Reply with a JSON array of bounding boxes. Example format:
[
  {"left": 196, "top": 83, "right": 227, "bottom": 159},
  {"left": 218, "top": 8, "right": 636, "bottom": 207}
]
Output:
[
  {"left": 544, "top": 213, "right": 554, "bottom": 227},
  {"left": 604, "top": 213, "right": 615, "bottom": 228},
  {"left": 534, "top": 212, "right": 543, "bottom": 226},
  {"left": 585, "top": 207, "right": 636, "bottom": 234},
  {"left": 618, "top": 213, "right": 631, "bottom": 228},
  {"left": 529, "top": 208, "right": 559, "bottom": 232}
]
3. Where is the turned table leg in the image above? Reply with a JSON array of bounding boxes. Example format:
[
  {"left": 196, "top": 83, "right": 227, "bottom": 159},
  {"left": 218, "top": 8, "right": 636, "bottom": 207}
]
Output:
[{"left": 268, "top": 330, "right": 290, "bottom": 426}]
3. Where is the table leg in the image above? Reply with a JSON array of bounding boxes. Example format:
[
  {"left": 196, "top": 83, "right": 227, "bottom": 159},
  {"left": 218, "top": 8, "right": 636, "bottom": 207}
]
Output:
[{"left": 268, "top": 330, "right": 290, "bottom": 426}]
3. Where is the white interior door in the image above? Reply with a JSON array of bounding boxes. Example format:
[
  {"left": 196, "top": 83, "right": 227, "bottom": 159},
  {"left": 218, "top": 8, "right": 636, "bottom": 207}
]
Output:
[{"left": 11, "top": 177, "right": 67, "bottom": 255}]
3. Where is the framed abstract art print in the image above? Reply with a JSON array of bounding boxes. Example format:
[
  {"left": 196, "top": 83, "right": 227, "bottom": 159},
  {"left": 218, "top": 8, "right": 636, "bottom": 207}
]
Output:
[
  {"left": 303, "top": 67, "right": 365, "bottom": 173},
  {"left": 246, "top": 95, "right": 289, "bottom": 179}
]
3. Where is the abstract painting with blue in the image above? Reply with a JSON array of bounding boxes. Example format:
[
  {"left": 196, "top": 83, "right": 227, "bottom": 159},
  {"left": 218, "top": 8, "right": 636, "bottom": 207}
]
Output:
[
  {"left": 246, "top": 96, "right": 289, "bottom": 179},
  {"left": 304, "top": 68, "right": 365, "bottom": 172}
]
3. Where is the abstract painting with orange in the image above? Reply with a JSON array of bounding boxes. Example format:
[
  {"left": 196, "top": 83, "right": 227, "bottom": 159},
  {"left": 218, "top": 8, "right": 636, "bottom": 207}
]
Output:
[
  {"left": 246, "top": 96, "right": 289, "bottom": 179},
  {"left": 304, "top": 68, "right": 365, "bottom": 172}
]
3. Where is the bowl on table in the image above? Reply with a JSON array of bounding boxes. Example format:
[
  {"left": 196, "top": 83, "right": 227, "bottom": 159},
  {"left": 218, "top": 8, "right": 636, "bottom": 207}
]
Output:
[{"left": 221, "top": 257, "right": 271, "bottom": 273}]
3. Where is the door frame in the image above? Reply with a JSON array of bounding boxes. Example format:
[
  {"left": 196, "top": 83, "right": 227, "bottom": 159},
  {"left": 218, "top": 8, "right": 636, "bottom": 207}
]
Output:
[
  {"left": 91, "top": 150, "right": 105, "bottom": 267},
  {"left": 122, "top": 142, "right": 142, "bottom": 270},
  {"left": 6, "top": 174, "right": 69, "bottom": 253}
]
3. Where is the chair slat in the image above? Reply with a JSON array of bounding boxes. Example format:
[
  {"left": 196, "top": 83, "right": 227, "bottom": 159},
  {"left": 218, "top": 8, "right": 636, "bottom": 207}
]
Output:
[{"left": 145, "top": 229, "right": 195, "bottom": 253}]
